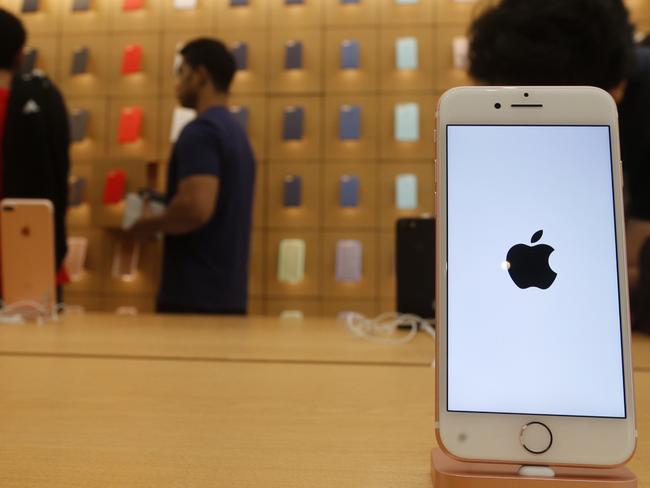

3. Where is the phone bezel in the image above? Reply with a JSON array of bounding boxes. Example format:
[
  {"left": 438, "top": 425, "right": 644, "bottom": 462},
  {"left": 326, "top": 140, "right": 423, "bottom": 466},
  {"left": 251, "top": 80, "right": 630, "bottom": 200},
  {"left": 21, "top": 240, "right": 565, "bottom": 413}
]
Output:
[{"left": 435, "top": 86, "right": 636, "bottom": 467}]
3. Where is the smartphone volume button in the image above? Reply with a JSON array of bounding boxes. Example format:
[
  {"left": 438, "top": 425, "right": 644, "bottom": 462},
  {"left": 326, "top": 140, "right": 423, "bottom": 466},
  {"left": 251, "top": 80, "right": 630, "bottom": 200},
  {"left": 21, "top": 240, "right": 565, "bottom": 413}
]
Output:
[{"left": 434, "top": 159, "right": 437, "bottom": 196}]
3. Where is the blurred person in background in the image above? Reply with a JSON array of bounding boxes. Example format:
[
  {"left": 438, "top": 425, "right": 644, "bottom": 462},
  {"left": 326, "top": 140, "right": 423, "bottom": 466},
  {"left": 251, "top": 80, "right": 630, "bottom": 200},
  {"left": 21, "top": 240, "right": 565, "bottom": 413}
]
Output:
[
  {"left": 467, "top": 0, "right": 650, "bottom": 330},
  {"left": 0, "top": 9, "right": 70, "bottom": 303},
  {"left": 130, "top": 38, "right": 256, "bottom": 315}
]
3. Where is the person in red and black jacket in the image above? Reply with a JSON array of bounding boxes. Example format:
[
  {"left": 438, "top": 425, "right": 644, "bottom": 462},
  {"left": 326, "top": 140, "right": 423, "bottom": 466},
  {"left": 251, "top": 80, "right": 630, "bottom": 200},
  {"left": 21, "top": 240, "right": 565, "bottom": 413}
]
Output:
[{"left": 0, "top": 9, "right": 70, "bottom": 301}]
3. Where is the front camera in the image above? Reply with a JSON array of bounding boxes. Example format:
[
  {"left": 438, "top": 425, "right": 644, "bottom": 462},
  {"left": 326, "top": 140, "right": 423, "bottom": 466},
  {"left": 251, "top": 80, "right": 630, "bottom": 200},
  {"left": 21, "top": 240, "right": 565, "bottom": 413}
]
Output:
[{"left": 495, "top": 103, "right": 501, "bottom": 109}]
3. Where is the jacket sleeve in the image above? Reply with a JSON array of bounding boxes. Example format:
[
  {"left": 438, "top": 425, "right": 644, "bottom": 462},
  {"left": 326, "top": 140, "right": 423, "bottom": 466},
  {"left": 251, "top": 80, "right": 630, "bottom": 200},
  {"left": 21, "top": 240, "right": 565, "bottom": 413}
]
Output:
[{"left": 45, "top": 82, "right": 70, "bottom": 268}]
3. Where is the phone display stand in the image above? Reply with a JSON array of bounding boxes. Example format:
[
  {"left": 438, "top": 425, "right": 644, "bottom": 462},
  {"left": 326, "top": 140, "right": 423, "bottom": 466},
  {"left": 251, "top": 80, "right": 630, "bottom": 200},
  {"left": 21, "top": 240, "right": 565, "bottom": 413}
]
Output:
[{"left": 431, "top": 449, "right": 637, "bottom": 488}]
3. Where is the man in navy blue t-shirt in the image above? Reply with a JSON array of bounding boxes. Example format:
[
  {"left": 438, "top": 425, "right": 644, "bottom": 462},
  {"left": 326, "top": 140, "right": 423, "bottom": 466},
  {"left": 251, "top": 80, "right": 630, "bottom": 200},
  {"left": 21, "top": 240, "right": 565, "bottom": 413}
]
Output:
[{"left": 130, "top": 38, "right": 256, "bottom": 314}]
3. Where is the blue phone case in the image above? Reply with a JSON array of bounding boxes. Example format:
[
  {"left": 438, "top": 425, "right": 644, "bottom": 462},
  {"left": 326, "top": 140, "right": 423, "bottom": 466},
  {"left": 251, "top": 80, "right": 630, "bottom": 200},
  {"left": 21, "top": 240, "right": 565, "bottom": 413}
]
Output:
[
  {"left": 285, "top": 41, "right": 303, "bottom": 70},
  {"left": 231, "top": 42, "right": 248, "bottom": 71},
  {"left": 339, "top": 105, "right": 361, "bottom": 140},
  {"left": 21, "top": 0, "right": 39, "bottom": 13},
  {"left": 21, "top": 48, "right": 38, "bottom": 75},
  {"left": 71, "top": 47, "right": 90, "bottom": 75},
  {"left": 283, "top": 175, "right": 302, "bottom": 207},
  {"left": 68, "top": 177, "right": 87, "bottom": 207},
  {"left": 340, "top": 40, "right": 360, "bottom": 69},
  {"left": 69, "top": 109, "right": 90, "bottom": 143},
  {"left": 72, "top": 0, "right": 92, "bottom": 11},
  {"left": 339, "top": 175, "right": 360, "bottom": 207},
  {"left": 282, "top": 106, "right": 304, "bottom": 141}
]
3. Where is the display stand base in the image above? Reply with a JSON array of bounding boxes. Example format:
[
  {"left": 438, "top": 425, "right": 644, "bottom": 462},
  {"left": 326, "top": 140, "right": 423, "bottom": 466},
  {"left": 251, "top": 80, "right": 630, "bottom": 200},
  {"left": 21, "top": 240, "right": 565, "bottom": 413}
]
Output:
[{"left": 431, "top": 449, "right": 637, "bottom": 488}]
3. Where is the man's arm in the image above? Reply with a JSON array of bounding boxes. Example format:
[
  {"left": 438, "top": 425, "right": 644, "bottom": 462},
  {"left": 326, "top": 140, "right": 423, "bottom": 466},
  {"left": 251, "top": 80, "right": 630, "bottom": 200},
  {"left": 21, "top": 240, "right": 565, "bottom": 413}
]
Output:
[{"left": 130, "top": 174, "right": 219, "bottom": 237}]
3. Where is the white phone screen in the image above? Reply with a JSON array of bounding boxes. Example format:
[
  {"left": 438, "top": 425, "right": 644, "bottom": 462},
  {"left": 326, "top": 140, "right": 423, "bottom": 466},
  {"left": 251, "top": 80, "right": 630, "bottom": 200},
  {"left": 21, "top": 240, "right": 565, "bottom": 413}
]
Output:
[{"left": 446, "top": 125, "right": 626, "bottom": 418}]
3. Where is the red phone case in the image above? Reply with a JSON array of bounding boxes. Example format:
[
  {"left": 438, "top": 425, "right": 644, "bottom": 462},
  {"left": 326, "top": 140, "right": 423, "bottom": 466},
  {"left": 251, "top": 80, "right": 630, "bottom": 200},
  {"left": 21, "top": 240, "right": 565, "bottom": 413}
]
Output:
[
  {"left": 103, "top": 170, "right": 127, "bottom": 205},
  {"left": 122, "top": 0, "right": 144, "bottom": 11},
  {"left": 117, "top": 106, "right": 143, "bottom": 144},
  {"left": 121, "top": 44, "right": 143, "bottom": 75}
]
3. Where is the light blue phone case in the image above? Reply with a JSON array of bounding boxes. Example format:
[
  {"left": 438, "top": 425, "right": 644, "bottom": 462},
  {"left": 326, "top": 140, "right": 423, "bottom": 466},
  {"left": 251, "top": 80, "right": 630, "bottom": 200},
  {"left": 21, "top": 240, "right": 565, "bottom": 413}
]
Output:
[
  {"left": 396, "top": 173, "right": 418, "bottom": 210},
  {"left": 395, "top": 37, "right": 418, "bottom": 70},
  {"left": 394, "top": 103, "right": 420, "bottom": 142}
]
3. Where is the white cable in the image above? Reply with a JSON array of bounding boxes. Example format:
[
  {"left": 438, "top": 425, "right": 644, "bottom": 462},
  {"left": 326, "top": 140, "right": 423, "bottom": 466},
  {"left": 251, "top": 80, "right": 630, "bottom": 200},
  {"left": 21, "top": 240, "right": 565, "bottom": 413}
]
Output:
[
  {"left": 344, "top": 311, "right": 435, "bottom": 345},
  {"left": 421, "top": 321, "right": 436, "bottom": 339}
]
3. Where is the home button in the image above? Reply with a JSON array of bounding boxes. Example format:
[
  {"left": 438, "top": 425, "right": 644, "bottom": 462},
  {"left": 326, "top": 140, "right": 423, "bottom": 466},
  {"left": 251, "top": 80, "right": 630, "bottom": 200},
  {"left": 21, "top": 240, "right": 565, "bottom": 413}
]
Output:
[{"left": 520, "top": 422, "right": 553, "bottom": 454}]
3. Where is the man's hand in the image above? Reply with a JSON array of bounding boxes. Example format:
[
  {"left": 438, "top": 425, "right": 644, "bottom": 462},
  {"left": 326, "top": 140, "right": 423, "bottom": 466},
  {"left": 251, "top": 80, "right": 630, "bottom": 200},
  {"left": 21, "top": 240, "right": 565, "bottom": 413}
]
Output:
[
  {"left": 127, "top": 175, "right": 218, "bottom": 239},
  {"left": 128, "top": 215, "right": 161, "bottom": 240}
]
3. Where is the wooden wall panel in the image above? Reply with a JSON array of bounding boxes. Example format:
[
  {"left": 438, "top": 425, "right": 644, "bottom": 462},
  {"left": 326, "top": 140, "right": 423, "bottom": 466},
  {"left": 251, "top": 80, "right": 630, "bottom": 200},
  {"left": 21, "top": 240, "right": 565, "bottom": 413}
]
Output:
[{"left": 12, "top": 0, "right": 481, "bottom": 313}]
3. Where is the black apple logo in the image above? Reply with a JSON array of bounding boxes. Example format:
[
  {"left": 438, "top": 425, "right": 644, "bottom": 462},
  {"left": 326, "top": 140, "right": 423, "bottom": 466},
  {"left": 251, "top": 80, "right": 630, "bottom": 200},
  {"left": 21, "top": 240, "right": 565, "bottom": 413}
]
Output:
[{"left": 506, "top": 230, "right": 557, "bottom": 289}]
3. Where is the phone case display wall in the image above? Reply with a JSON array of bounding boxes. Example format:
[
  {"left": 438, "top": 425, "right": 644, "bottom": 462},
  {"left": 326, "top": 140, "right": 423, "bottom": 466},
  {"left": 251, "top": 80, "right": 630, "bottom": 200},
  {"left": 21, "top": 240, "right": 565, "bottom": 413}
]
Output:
[{"left": 3, "top": 0, "right": 643, "bottom": 315}]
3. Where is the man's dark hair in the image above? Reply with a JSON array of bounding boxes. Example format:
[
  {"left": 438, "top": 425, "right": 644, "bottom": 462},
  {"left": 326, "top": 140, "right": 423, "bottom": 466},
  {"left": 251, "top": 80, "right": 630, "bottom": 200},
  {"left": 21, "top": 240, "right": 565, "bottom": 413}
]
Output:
[
  {"left": 0, "top": 9, "right": 26, "bottom": 70},
  {"left": 180, "top": 38, "right": 236, "bottom": 94},
  {"left": 468, "top": 0, "right": 635, "bottom": 91}
]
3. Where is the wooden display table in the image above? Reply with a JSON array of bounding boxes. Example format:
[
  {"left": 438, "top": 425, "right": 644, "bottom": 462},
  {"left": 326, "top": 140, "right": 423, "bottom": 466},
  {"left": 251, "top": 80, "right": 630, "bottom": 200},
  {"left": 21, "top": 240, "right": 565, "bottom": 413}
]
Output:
[
  {"left": 0, "top": 314, "right": 435, "bottom": 366},
  {"left": 0, "top": 314, "right": 648, "bottom": 371},
  {"left": 0, "top": 356, "right": 646, "bottom": 487},
  {"left": 632, "top": 332, "right": 650, "bottom": 370}
]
